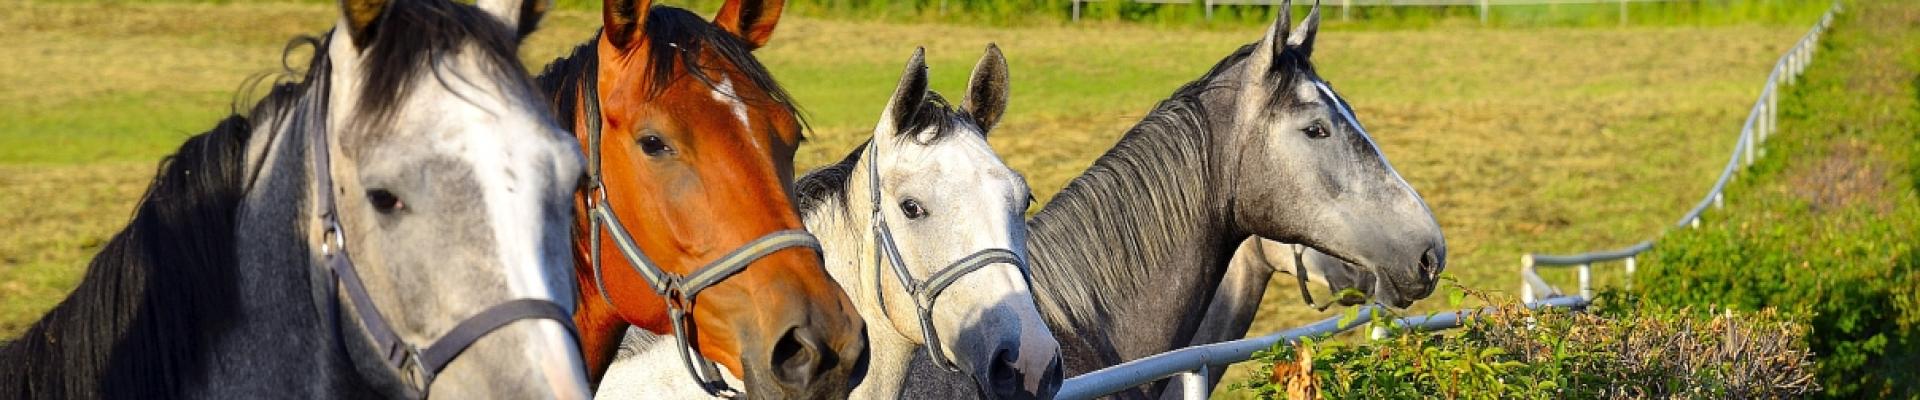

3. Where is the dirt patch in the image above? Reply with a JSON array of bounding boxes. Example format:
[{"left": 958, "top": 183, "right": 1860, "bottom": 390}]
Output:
[{"left": 1788, "top": 138, "right": 1896, "bottom": 214}]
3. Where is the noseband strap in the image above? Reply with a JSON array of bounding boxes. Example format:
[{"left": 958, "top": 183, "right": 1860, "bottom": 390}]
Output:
[
  {"left": 310, "top": 94, "right": 577, "bottom": 395},
  {"left": 864, "top": 142, "right": 1028, "bottom": 372},
  {"left": 579, "top": 66, "right": 817, "bottom": 397}
]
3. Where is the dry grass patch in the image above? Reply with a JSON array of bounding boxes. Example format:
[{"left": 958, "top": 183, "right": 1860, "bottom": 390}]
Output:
[
  {"left": 0, "top": 2, "right": 1812, "bottom": 348},
  {"left": 0, "top": 163, "right": 150, "bottom": 336}
]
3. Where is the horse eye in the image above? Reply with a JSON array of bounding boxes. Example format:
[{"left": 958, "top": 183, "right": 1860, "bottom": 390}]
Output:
[
  {"left": 638, "top": 134, "right": 674, "bottom": 156},
  {"left": 366, "top": 189, "right": 404, "bottom": 214},
  {"left": 899, "top": 199, "right": 929, "bottom": 220},
  {"left": 1302, "top": 123, "right": 1331, "bottom": 139}
]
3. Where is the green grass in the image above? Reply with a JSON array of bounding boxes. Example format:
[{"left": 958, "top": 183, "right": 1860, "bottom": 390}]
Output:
[
  {"left": 1630, "top": 0, "right": 1920, "bottom": 396},
  {"left": 0, "top": 0, "right": 1826, "bottom": 368}
]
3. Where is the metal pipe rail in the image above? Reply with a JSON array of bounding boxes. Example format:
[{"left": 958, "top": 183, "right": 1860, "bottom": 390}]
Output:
[
  {"left": 1054, "top": 306, "right": 1386, "bottom": 400},
  {"left": 1055, "top": 3, "right": 1841, "bottom": 399},
  {"left": 1057, "top": 297, "right": 1589, "bottom": 400},
  {"left": 1520, "top": 2, "right": 1837, "bottom": 303}
]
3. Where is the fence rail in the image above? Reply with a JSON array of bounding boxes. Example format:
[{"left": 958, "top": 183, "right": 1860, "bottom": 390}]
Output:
[{"left": 1054, "top": 2, "right": 1840, "bottom": 399}]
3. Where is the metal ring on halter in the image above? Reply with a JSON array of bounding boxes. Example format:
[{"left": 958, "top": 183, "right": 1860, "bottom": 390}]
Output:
[{"left": 862, "top": 142, "right": 1029, "bottom": 372}]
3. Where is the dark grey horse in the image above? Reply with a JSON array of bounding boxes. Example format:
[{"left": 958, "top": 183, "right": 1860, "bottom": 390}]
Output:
[
  {"left": 903, "top": 2, "right": 1445, "bottom": 398},
  {"left": 0, "top": 0, "right": 590, "bottom": 397}
]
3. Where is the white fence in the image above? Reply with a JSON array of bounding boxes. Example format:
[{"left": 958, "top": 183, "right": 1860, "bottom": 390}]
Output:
[
  {"left": 1071, "top": 0, "right": 1677, "bottom": 23},
  {"left": 1054, "top": 2, "right": 1839, "bottom": 399}
]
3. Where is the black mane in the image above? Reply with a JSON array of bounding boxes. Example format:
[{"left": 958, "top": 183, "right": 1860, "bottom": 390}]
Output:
[
  {"left": 0, "top": 106, "right": 258, "bottom": 400},
  {"left": 794, "top": 141, "right": 867, "bottom": 215},
  {"left": 535, "top": 5, "right": 807, "bottom": 135}
]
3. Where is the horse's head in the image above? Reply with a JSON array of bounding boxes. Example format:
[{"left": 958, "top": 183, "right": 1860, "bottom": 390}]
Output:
[
  {"left": 1219, "top": 1, "right": 1445, "bottom": 308},
  {"left": 859, "top": 47, "right": 1062, "bottom": 399},
  {"left": 320, "top": 0, "right": 587, "bottom": 396},
  {"left": 584, "top": 0, "right": 865, "bottom": 396}
]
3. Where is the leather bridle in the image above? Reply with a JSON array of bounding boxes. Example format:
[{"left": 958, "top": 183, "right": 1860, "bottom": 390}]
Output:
[
  {"left": 862, "top": 140, "right": 1028, "bottom": 372},
  {"left": 310, "top": 94, "right": 579, "bottom": 395},
  {"left": 577, "top": 70, "right": 822, "bottom": 398}
]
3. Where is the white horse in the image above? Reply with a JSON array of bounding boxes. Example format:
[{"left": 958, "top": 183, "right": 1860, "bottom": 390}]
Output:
[{"left": 598, "top": 45, "right": 1064, "bottom": 399}]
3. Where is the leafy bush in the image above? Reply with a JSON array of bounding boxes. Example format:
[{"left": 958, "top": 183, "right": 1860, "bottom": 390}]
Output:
[
  {"left": 1231, "top": 289, "right": 1818, "bottom": 399},
  {"left": 1637, "top": 208, "right": 1920, "bottom": 398}
]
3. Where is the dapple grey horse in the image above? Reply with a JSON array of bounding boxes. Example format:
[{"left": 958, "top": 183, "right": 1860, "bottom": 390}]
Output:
[
  {"left": 0, "top": 0, "right": 589, "bottom": 397},
  {"left": 904, "top": 2, "right": 1446, "bottom": 398}
]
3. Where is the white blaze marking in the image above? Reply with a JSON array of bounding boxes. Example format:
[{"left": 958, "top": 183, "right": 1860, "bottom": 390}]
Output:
[
  {"left": 1313, "top": 80, "right": 1422, "bottom": 196},
  {"left": 1314, "top": 81, "right": 1367, "bottom": 136},
  {"left": 711, "top": 77, "right": 752, "bottom": 131}
]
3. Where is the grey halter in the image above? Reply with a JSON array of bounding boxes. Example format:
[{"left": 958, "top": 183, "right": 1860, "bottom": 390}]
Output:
[
  {"left": 578, "top": 71, "right": 822, "bottom": 398},
  {"left": 863, "top": 141, "right": 1027, "bottom": 372},
  {"left": 309, "top": 92, "right": 578, "bottom": 395}
]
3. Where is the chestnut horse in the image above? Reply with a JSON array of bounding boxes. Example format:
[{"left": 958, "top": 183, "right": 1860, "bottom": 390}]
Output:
[{"left": 533, "top": 0, "right": 866, "bottom": 397}]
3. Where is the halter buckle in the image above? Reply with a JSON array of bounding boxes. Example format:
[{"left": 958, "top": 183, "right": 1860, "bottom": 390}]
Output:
[
  {"left": 321, "top": 221, "right": 345, "bottom": 257},
  {"left": 584, "top": 181, "right": 607, "bottom": 209},
  {"left": 398, "top": 344, "right": 435, "bottom": 390}
]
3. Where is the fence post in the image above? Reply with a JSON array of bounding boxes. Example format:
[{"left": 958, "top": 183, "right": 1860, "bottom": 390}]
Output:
[
  {"left": 1619, "top": 0, "right": 1628, "bottom": 26},
  {"left": 1768, "top": 84, "right": 1778, "bottom": 140},
  {"left": 1758, "top": 86, "right": 1774, "bottom": 144},
  {"left": 1624, "top": 257, "right": 1636, "bottom": 291},
  {"left": 1479, "top": 0, "right": 1489, "bottom": 25},
  {"left": 1578, "top": 263, "right": 1592, "bottom": 300},
  {"left": 1204, "top": 0, "right": 1213, "bottom": 22},
  {"left": 1744, "top": 129, "right": 1756, "bottom": 167},
  {"left": 1341, "top": 0, "right": 1350, "bottom": 21},
  {"left": 1178, "top": 367, "right": 1210, "bottom": 400},
  {"left": 1521, "top": 255, "right": 1536, "bottom": 303},
  {"left": 1072, "top": 0, "right": 1080, "bottom": 22}
]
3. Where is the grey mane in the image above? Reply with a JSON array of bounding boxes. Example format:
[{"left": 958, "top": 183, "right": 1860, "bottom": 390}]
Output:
[{"left": 1023, "top": 45, "right": 1254, "bottom": 331}]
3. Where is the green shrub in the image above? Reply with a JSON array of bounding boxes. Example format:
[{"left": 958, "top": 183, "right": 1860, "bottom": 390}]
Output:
[
  {"left": 1231, "top": 288, "right": 1818, "bottom": 399},
  {"left": 1637, "top": 211, "right": 1920, "bottom": 398}
]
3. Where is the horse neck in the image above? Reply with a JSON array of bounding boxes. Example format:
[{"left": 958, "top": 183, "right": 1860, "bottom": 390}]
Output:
[
  {"left": 793, "top": 145, "right": 926, "bottom": 397},
  {"left": 1024, "top": 90, "right": 1245, "bottom": 369},
  {"left": 215, "top": 83, "right": 400, "bottom": 396},
  {"left": 795, "top": 145, "right": 902, "bottom": 338}
]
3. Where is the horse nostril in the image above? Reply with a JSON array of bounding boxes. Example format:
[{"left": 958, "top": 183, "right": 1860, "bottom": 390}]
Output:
[
  {"left": 769, "top": 326, "right": 836, "bottom": 387},
  {"left": 984, "top": 348, "right": 1024, "bottom": 399},
  {"left": 1419, "top": 247, "right": 1442, "bottom": 282}
]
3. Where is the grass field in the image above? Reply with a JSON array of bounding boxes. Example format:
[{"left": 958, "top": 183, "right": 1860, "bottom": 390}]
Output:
[{"left": 0, "top": 0, "right": 1823, "bottom": 382}]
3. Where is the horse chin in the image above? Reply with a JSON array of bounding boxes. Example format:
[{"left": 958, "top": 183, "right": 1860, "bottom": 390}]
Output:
[
  {"left": 1369, "top": 275, "right": 1418, "bottom": 309},
  {"left": 739, "top": 352, "right": 855, "bottom": 400}
]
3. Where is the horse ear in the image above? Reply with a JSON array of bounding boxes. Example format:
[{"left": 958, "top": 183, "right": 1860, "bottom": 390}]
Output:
[
  {"left": 339, "top": 0, "right": 390, "bottom": 49},
  {"left": 713, "top": 0, "right": 785, "bottom": 49},
  {"left": 603, "top": 0, "right": 654, "bottom": 49},
  {"left": 880, "top": 47, "right": 930, "bottom": 138},
  {"left": 1248, "top": 0, "right": 1292, "bottom": 77},
  {"left": 963, "top": 43, "right": 1010, "bottom": 135},
  {"left": 1286, "top": 0, "right": 1320, "bottom": 59},
  {"left": 478, "top": 0, "right": 549, "bottom": 39}
]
